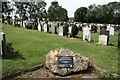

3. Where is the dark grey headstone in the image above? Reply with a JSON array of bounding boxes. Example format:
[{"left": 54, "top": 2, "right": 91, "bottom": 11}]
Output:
[{"left": 0, "top": 32, "right": 7, "bottom": 56}]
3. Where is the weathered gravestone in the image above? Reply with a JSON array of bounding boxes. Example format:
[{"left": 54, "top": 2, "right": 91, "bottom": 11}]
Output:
[
  {"left": 23, "top": 21, "right": 26, "bottom": 28},
  {"left": 51, "top": 22, "right": 55, "bottom": 34},
  {"left": 38, "top": 23, "right": 42, "bottom": 31},
  {"left": 91, "top": 25, "right": 97, "bottom": 33},
  {"left": 45, "top": 48, "right": 90, "bottom": 76},
  {"left": 99, "top": 27, "right": 109, "bottom": 45},
  {"left": 0, "top": 32, "right": 7, "bottom": 56},
  {"left": 68, "top": 25, "right": 72, "bottom": 34},
  {"left": 58, "top": 23, "right": 63, "bottom": 36},
  {"left": 109, "top": 27, "right": 114, "bottom": 35},
  {"left": 83, "top": 27, "right": 91, "bottom": 42},
  {"left": 43, "top": 23, "right": 48, "bottom": 32}
]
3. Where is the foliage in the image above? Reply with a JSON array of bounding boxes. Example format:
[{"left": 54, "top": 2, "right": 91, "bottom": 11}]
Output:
[
  {"left": 47, "top": 1, "right": 68, "bottom": 21},
  {"left": 71, "top": 24, "right": 79, "bottom": 37},
  {"left": 74, "top": 2, "right": 120, "bottom": 24},
  {"left": 74, "top": 7, "right": 87, "bottom": 22},
  {"left": 63, "top": 23, "right": 69, "bottom": 36}
]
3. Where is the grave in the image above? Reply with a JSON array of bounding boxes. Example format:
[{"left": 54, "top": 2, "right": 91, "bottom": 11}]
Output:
[
  {"left": 91, "top": 25, "right": 97, "bottom": 33},
  {"left": 99, "top": 29, "right": 109, "bottom": 45},
  {"left": 58, "top": 23, "right": 63, "bottom": 36},
  {"left": 23, "top": 21, "right": 26, "bottom": 28},
  {"left": 83, "top": 27, "right": 91, "bottom": 42},
  {"left": 45, "top": 48, "right": 90, "bottom": 76},
  {"left": 110, "top": 27, "right": 114, "bottom": 35},
  {"left": 0, "top": 32, "right": 7, "bottom": 56},
  {"left": 38, "top": 23, "right": 42, "bottom": 31},
  {"left": 51, "top": 22, "right": 55, "bottom": 34},
  {"left": 43, "top": 23, "right": 48, "bottom": 32},
  {"left": 68, "top": 25, "right": 72, "bottom": 34}
]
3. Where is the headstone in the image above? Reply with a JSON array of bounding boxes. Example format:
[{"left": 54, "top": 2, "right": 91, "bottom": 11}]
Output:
[
  {"left": 99, "top": 30, "right": 109, "bottom": 45},
  {"left": 23, "top": 21, "right": 26, "bottom": 28},
  {"left": 45, "top": 48, "right": 90, "bottom": 76},
  {"left": 110, "top": 27, "right": 114, "bottom": 35},
  {"left": 83, "top": 27, "right": 91, "bottom": 42},
  {"left": 20, "top": 21, "right": 22, "bottom": 27},
  {"left": 43, "top": 23, "right": 48, "bottom": 32},
  {"left": 58, "top": 23, "right": 63, "bottom": 36},
  {"left": 68, "top": 26, "right": 72, "bottom": 34},
  {"left": 51, "top": 22, "right": 55, "bottom": 34},
  {"left": 0, "top": 32, "right": 7, "bottom": 56},
  {"left": 38, "top": 23, "right": 42, "bottom": 31},
  {"left": 91, "top": 25, "right": 97, "bottom": 33}
]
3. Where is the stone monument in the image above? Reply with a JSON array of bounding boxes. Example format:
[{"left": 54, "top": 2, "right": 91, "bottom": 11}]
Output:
[{"left": 45, "top": 48, "right": 90, "bottom": 76}]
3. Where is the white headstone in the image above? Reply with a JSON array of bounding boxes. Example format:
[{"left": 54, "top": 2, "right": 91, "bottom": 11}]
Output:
[
  {"left": 23, "top": 21, "right": 26, "bottom": 28},
  {"left": 110, "top": 27, "right": 114, "bottom": 35},
  {"left": 68, "top": 26, "right": 72, "bottom": 34},
  {"left": 99, "top": 35, "right": 108, "bottom": 45},
  {"left": 51, "top": 23, "right": 55, "bottom": 34},
  {"left": 107, "top": 24, "right": 111, "bottom": 31},
  {"left": 83, "top": 27, "right": 91, "bottom": 42},
  {"left": 38, "top": 23, "right": 41, "bottom": 31},
  {"left": 44, "top": 23, "right": 48, "bottom": 32},
  {"left": 58, "top": 26, "right": 63, "bottom": 36}
]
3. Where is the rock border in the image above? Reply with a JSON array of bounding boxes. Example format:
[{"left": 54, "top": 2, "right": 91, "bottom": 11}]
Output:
[
  {"left": 2, "top": 64, "right": 119, "bottom": 80},
  {"left": 2, "top": 64, "right": 43, "bottom": 80}
]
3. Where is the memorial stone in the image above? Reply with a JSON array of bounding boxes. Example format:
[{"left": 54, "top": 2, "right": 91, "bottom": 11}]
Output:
[{"left": 83, "top": 27, "right": 91, "bottom": 42}]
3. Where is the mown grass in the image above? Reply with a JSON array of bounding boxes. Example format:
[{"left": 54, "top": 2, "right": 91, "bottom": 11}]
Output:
[{"left": 2, "top": 23, "right": 118, "bottom": 76}]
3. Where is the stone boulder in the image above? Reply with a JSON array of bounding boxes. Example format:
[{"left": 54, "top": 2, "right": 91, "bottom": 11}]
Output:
[{"left": 45, "top": 48, "right": 90, "bottom": 76}]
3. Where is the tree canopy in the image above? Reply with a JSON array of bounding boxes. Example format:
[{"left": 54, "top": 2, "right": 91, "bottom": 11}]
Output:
[
  {"left": 74, "top": 2, "right": 120, "bottom": 24},
  {"left": 47, "top": 1, "right": 68, "bottom": 21}
]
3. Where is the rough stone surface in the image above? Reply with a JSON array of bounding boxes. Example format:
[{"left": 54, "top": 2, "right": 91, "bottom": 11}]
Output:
[{"left": 45, "top": 48, "right": 90, "bottom": 76}]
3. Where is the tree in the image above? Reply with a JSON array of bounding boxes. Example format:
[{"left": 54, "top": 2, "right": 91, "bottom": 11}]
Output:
[
  {"left": 47, "top": 1, "right": 68, "bottom": 21},
  {"left": 74, "top": 7, "right": 87, "bottom": 22},
  {"left": 2, "top": 2, "right": 14, "bottom": 24}
]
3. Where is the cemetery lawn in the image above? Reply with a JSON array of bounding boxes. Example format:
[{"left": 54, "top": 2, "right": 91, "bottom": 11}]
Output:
[{"left": 2, "top": 23, "right": 118, "bottom": 76}]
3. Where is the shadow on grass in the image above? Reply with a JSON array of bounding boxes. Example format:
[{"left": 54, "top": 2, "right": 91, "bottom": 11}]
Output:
[{"left": 2, "top": 42, "right": 25, "bottom": 60}]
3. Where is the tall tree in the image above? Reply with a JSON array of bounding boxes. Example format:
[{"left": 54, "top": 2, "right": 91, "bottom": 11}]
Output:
[
  {"left": 74, "top": 7, "right": 87, "bottom": 22},
  {"left": 47, "top": 1, "right": 68, "bottom": 21}
]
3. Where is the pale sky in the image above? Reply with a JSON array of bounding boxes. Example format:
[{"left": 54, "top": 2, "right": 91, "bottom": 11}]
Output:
[{"left": 45, "top": 0, "right": 119, "bottom": 17}]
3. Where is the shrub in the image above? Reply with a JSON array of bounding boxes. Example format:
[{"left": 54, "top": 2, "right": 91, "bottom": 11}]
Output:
[
  {"left": 71, "top": 24, "right": 79, "bottom": 37},
  {"left": 63, "top": 23, "right": 69, "bottom": 36}
]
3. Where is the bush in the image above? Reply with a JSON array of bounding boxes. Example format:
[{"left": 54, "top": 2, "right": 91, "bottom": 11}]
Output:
[
  {"left": 63, "top": 23, "right": 69, "bottom": 36},
  {"left": 71, "top": 24, "right": 79, "bottom": 37}
]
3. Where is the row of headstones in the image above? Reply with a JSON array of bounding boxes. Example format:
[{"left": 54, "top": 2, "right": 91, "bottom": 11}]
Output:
[
  {"left": 37, "top": 21, "right": 116, "bottom": 45},
  {"left": 11, "top": 19, "right": 118, "bottom": 36}
]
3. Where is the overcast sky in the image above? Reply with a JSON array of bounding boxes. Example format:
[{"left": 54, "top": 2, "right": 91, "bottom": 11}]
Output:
[{"left": 45, "top": 0, "right": 119, "bottom": 17}]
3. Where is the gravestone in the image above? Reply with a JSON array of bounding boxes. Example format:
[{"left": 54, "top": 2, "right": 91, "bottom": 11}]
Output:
[
  {"left": 0, "top": 32, "right": 7, "bottom": 56},
  {"left": 83, "top": 27, "right": 91, "bottom": 42},
  {"left": 45, "top": 48, "right": 90, "bottom": 76},
  {"left": 99, "top": 30, "right": 109, "bottom": 45},
  {"left": 110, "top": 27, "right": 114, "bottom": 35},
  {"left": 68, "top": 26, "right": 72, "bottom": 34},
  {"left": 38, "top": 23, "right": 42, "bottom": 31},
  {"left": 58, "top": 23, "right": 63, "bottom": 36},
  {"left": 91, "top": 25, "right": 97, "bottom": 33},
  {"left": 51, "top": 22, "right": 55, "bottom": 34},
  {"left": 43, "top": 23, "right": 48, "bottom": 32},
  {"left": 23, "top": 21, "right": 26, "bottom": 28}
]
